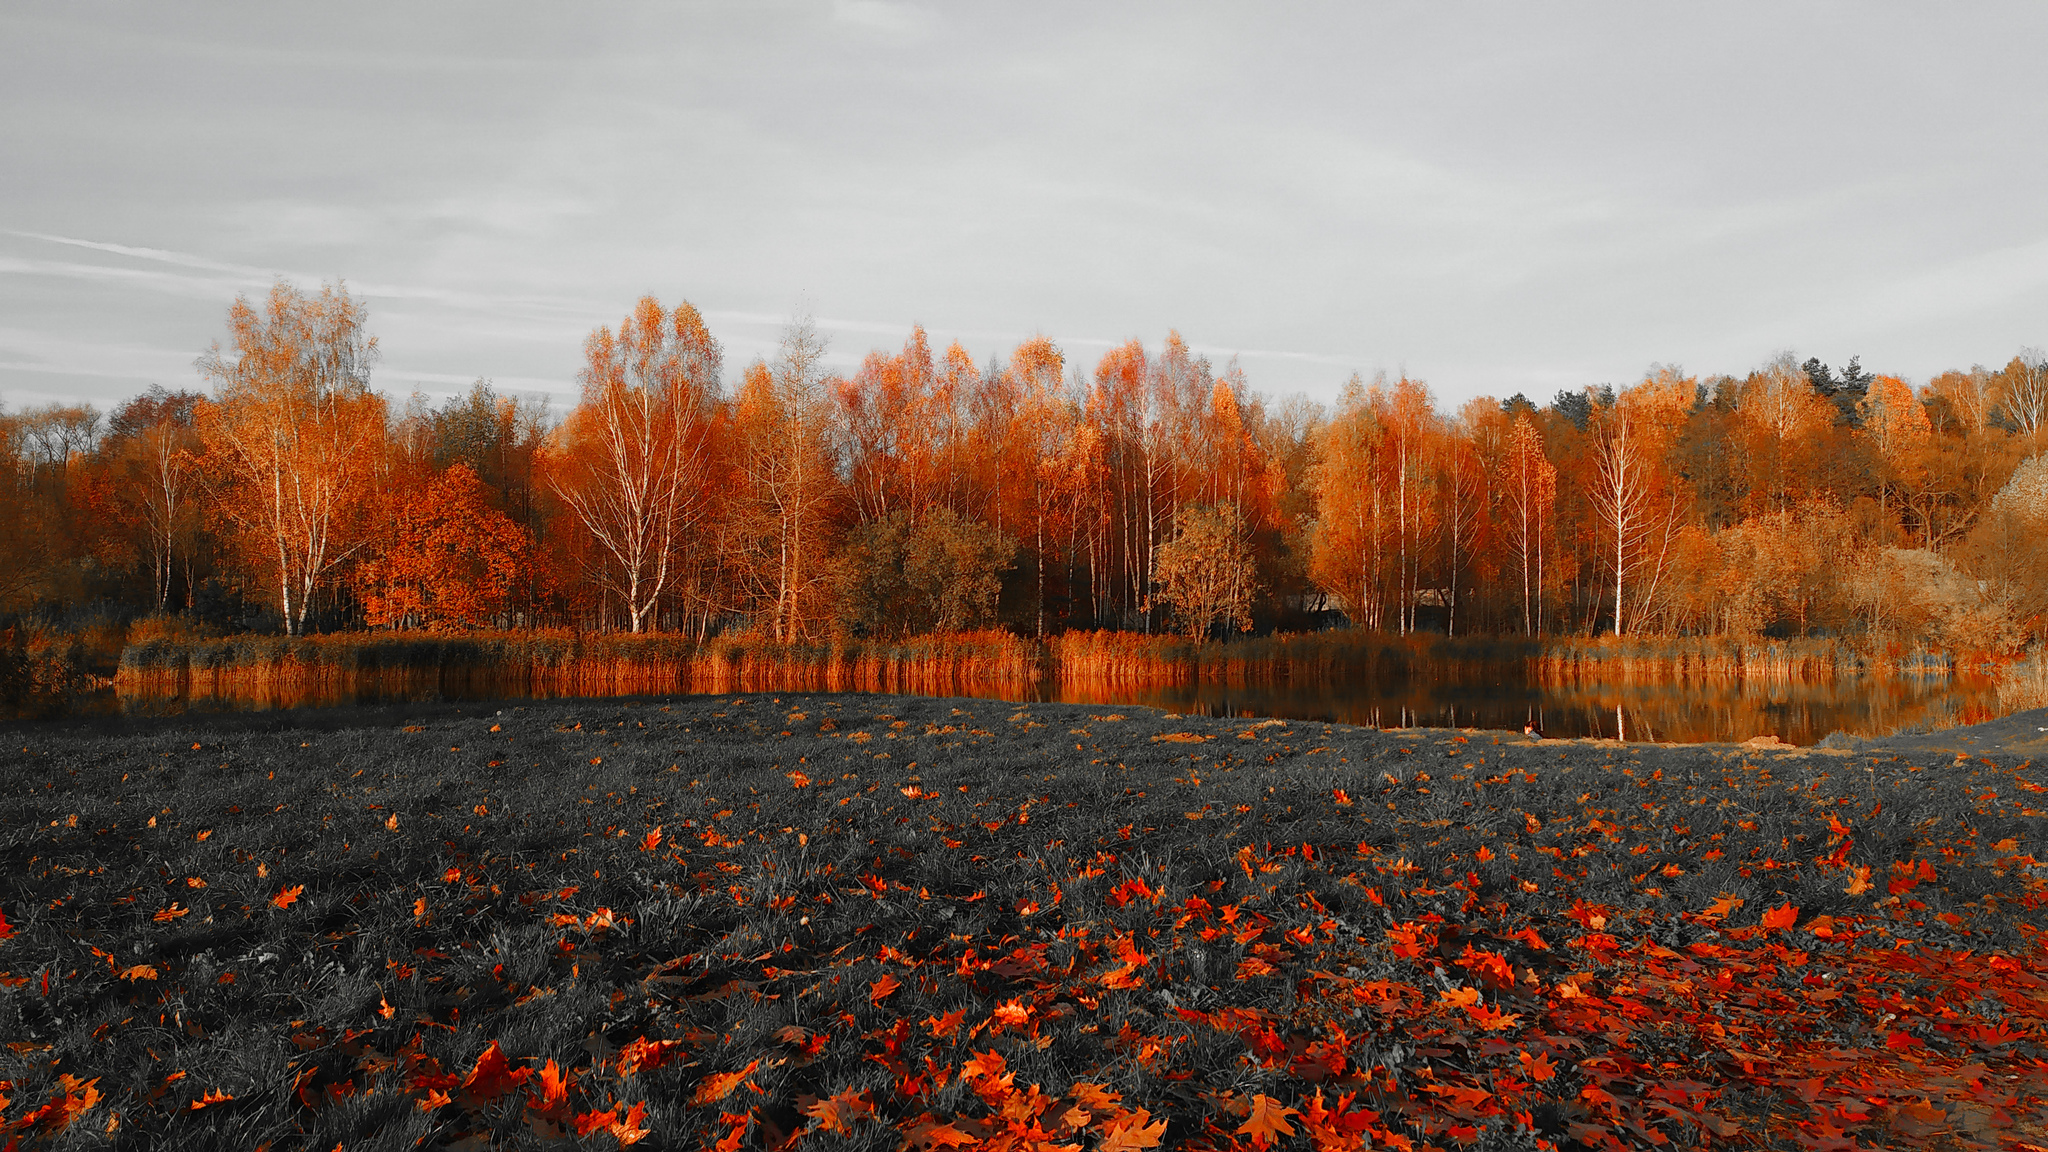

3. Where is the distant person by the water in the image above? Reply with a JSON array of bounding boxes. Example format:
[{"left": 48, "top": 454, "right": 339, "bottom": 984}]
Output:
[{"left": 1523, "top": 721, "right": 1544, "bottom": 739}]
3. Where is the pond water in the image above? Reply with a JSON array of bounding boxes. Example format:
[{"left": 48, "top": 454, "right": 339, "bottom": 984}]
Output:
[
  {"left": 80, "top": 662, "right": 2006, "bottom": 745},
  {"left": 1032, "top": 670, "right": 2002, "bottom": 744}
]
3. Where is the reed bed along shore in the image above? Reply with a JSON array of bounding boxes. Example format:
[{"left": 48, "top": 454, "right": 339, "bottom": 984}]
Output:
[
  {"left": 111, "top": 628, "right": 2033, "bottom": 715},
  {"left": 1999, "top": 651, "right": 2048, "bottom": 712},
  {"left": 1049, "top": 628, "right": 1537, "bottom": 685},
  {"left": 1527, "top": 635, "right": 1993, "bottom": 683}
]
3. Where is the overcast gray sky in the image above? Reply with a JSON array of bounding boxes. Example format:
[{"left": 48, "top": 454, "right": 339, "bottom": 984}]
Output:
[{"left": 4, "top": 3, "right": 2045, "bottom": 416}]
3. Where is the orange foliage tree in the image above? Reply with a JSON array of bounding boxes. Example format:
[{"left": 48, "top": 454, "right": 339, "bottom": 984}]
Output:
[
  {"left": 546, "top": 296, "right": 720, "bottom": 633},
  {"left": 1588, "top": 369, "right": 1694, "bottom": 636},
  {"left": 195, "top": 280, "right": 386, "bottom": 635},
  {"left": 356, "top": 463, "right": 534, "bottom": 629},
  {"left": 731, "top": 317, "right": 842, "bottom": 641},
  {"left": 1308, "top": 374, "right": 1388, "bottom": 630},
  {"left": 1499, "top": 411, "right": 1557, "bottom": 634}
]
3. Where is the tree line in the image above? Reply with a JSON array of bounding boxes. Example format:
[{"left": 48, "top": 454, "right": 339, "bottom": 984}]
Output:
[{"left": 4, "top": 279, "right": 2046, "bottom": 651}]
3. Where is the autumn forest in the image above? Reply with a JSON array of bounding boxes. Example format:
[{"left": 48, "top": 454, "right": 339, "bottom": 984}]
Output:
[{"left": 5, "top": 280, "right": 2048, "bottom": 658}]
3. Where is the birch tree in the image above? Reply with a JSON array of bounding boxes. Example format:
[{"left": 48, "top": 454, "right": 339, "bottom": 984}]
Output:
[
  {"left": 734, "top": 316, "right": 840, "bottom": 641},
  {"left": 1500, "top": 413, "right": 1556, "bottom": 634},
  {"left": 547, "top": 296, "right": 721, "bottom": 632},
  {"left": 106, "top": 386, "right": 203, "bottom": 611},
  {"left": 195, "top": 280, "right": 385, "bottom": 635}
]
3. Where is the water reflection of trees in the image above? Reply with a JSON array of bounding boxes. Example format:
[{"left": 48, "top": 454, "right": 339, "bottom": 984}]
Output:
[{"left": 105, "top": 662, "right": 2001, "bottom": 746}]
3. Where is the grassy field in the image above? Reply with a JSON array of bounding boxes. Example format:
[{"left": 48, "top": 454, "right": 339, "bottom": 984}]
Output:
[{"left": 2, "top": 696, "right": 2046, "bottom": 1151}]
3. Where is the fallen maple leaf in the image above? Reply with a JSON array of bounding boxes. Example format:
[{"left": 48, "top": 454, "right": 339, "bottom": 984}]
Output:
[
  {"left": 461, "top": 1041, "right": 532, "bottom": 1101},
  {"left": 1697, "top": 893, "right": 1744, "bottom": 923},
  {"left": 0, "top": 907, "right": 12, "bottom": 940},
  {"left": 802, "top": 1089, "right": 876, "bottom": 1135},
  {"left": 20, "top": 1074, "right": 100, "bottom": 1135},
  {"left": 528, "top": 1059, "right": 570, "bottom": 1113},
  {"left": 1238, "top": 1095, "right": 1300, "bottom": 1149},
  {"left": 1759, "top": 902, "right": 1800, "bottom": 932},
  {"left": 189, "top": 1088, "right": 233, "bottom": 1110},
  {"left": 153, "top": 905, "right": 188, "bottom": 922},
  {"left": 925, "top": 1009, "right": 966, "bottom": 1039},
  {"left": 1845, "top": 865, "right": 1874, "bottom": 896},
  {"left": 870, "top": 973, "right": 902, "bottom": 1004},
  {"left": 961, "top": 1050, "right": 1008, "bottom": 1080},
  {"left": 271, "top": 885, "right": 304, "bottom": 910},
  {"left": 1519, "top": 1051, "right": 1557, "bottom": 1082},
  {"left": 640, "top": 826, "right": 663, "bottom": 852},
  {"left": 1102, "top": 1107, "right": 1168, "bottom": 1150},
  {"left": 609, "top": 1100, "right": 651, "bottom": 1145},
  {"left": 1070, "top": 1083, "right": 1123, "bottom": 1112},
  {"left": 384, "top": 813, "right": 399, "bottom": 831},
  {"left": 901, "top": 1114, "right": 980, "bottom": 1149},
  {"left": 616, "top": 1037, "right": 688, "bottom": 1077},
  {"left": 116, "top": 964, "right": 157, "bottom": 981},
  {"left": 1467, "top": 1001, "right": 1522, "bottom": 1031},
  {"left": 693, "top": 1060, "right": 760, "bottom": 1105}
]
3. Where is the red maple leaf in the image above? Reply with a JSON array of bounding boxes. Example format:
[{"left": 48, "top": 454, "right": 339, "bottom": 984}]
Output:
[{"left": 462, "top": 1041, "right": 532, "bottom": 1102}]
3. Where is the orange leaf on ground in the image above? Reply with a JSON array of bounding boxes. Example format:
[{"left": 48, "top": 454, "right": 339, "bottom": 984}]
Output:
[
  {"left": 802, "top": 1089, "right": 876, "bottom": 1135},
  {"left": 640, "top": 826, "right": 663, "bottom": 852},
  {"left": 1467, "top": 1002, "right": 1522, "bottom": 1031},
  {"left": 189, "top": 1089, "right": 233, "bottom": 1110},
  {"left": 1698, "top": 893, "right": 1743, "bottom": 922},
  {"left": 901, "top": 1114, "right": 980, "bottom": 1149},
  {"left": 1519, "top": 1051, "right": 1557, "bottom": 1082},
  {"left": 616, "top": 1037, "right": 688, "bottom": 1077},
  {"left": 529, "top": 1059, "right": 570, "bottom": 1113},
  {"left": 924, "top": 1009, "right": 966, "bottom": 1039},
  {"left": 1238, "top": 1095, "right": 1301, "bottom": 1149},
  {"left": 1102, "top": 1107, "right": 1168, "bottom": 1150},
  {"left": 116, "top": 964, "right": 157, "bottom": 981},
  {"left": 869, "top": 973, "right": 902, "bottom": 1004},
  {"left": 418, "top": 1088, "right": 453, "bottom": 1111},
  {"left": 271, "top": 885, "right": 304, "bottom": 909},
  {"left": 23, "top": 1074, "right": 101, "bottom": 1134},
  {"left": 1759, "top": 902, "right": 1800, "bottom": 931},
  {"left": 570, "top": 1100, "right": 650, "bottom": 1144},
  {"left": 693, "top": 1060, "right": 760, "bottom": 1105},
  {"left": 153, "top": 905, "right": 187, "bottom": 922},
  {"left": 957, "top": 1050, "right": 1004, "bottom": 1080},
  {"left": 384, "top": 813, "right": 399, "bottom": 831},
  {"left": 462, "top": 1041, "right": 532, "bottom": 1101}
]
